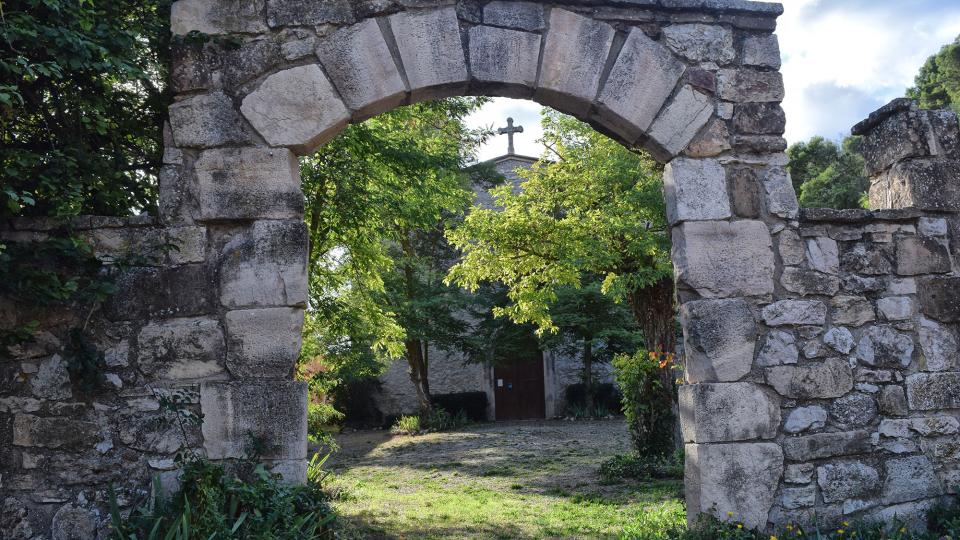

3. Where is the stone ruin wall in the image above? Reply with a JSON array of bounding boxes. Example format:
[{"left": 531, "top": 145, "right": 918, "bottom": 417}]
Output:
[{"left": 0, "top": 0, "right": 958, "bottom": 536}]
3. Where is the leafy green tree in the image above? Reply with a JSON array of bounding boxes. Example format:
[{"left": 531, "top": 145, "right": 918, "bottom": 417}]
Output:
[
  {"left": 907, "top": 35, "right": 960, "bottom": 113},
  {"left": 787, "top": 136, "right": 869, "bottom": 209},
  {"left": 785, "top": 136, "right": 842, "bottom": 193},
  {"left": 1, "top": 0, "right": 172, "bottom": 217}
]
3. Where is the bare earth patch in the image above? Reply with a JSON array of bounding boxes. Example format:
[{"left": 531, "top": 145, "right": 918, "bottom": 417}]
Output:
[{"left": 325, "top": 418, "right": 685, "bottom": 539}]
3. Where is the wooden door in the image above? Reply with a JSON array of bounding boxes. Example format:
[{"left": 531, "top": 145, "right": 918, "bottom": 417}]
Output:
[{"left": 494, "top": 357, "right": 546, "bottom": 420}]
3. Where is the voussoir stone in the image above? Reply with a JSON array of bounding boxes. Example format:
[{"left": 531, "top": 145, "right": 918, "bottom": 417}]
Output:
[
  {"left": 672, "top": 220, "right": 775, "bottom": 298},
  {"left": 662, "top": 24, "right": 734, "bottom": 64},
  {"left": 918, "top": 317, "right": 959, "bottom": 371},
  {"left": 679, "top": 382, "right": 780, "bottom": 442},
  {"left": 241, "top": 64, "right": 350, "bottom": 153},
  {"left": 857, "top": 326, "right": 914, "bottom": 368},
  {"left": 817, "top": 461, "right": 880, "bottom": 504},
  {"left": 596, "top": 28, "right": 685, "bottom": 142},
  {"left": 171, "top": 0, "right": 267, "bottom": 35},
  {"left": 315, "top": 19, "right": 406, "bottom": 119},
  {"left": 137, "top": 317, "right": 226, "bottom": 381},
  {"left": 219, "top": 220, "right": 308, "bottom": 309},
  {"left": 201, "top": 380, "right": 307, "bottom": 460},
  {"left": 537, "top": 9, "right": 614, "bottom": 117},
  {"left": 468, "top": 26, "right": 541, "bottom": 95},
  {"left": 762, "top": 300, "right": 827, "bottom": 326},
  {"left": 756, "top": 330, "right": 798, "bottom": 367},
  {"left": 225, "top": 307, "right": 304, "bottom": 378},
  {"left": 390, "top": 8, "right": 468, "bottom": 100},
  {"left": 168, "top": 92, "right": 250, "bottom": 148},
  {"left": 194, "top": 147, "right": 302, "bottom": 220},
  {"left": 648, "top": 85, "right": 714, "bottom": 158},
  {"left": 765, "top": 358, "right": 853, "bottom": 399},
  {"left": 685, "top": 442, "right": 783, "bottom": 530},
  {"left": 681, "top": 298, "right": 757, "bottom": 383},
  {"left": 483, "top": 1, "right": 545, "bottom": 31},
  {"left": 906, "top": 372, "right": 960, "bottom": 410},
  {"left": 663, "top": 158, "right": 731, "bottom": 224}
]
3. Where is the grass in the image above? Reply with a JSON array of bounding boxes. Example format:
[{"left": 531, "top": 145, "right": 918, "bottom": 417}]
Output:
[{"left": 325, "top": 419, "right": 685, "bottom": 539}]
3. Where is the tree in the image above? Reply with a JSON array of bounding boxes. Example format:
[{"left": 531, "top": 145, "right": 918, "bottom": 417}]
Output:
[
  {"left": 1, "top": 0, "right": 172, "bottom": 217},
  {"left": 787, "top": 136, "right": 869, "bottom": 209},
  {"left": 785, "top": 136, "right": 842, "bottom": 193},
  {"left": 907, "top": 35, "right": 960, "bottom": 113}
]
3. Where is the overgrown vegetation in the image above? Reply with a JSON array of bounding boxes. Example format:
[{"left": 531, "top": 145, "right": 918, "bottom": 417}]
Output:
[
  {"left": 599, "top": 450, "right": 683, "bottom": 484},
  {"left": 613, "top": 349, "right": 678, "bottom": 458},
  {"left": 390, "top": 407, "right": 470, "bottom": 436}
]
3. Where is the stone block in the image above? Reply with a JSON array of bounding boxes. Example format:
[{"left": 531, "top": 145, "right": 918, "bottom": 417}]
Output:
[
  {"left": 716, "top": 69, "right": 784, "bottom": 103},
  {"left": 240, "top": 64, "right": 350, "bottom": 153},
  {"left": 733, "top": 103, "right": 785, "bottom": 135},
  {"left": 29, "top": 355, "right": 71, "bottom": 400},
  {"left": 782, "top": 430, "right": 873, "bottom": 460},
  {"left": 680, "top": 298, "right": 757, "bottom": 383},
  {"left": 841, "top": 242, "right": 893, "bottom": 276},
  {"left": 879, "top": 385, "right": 909, "bottom": 416},
  {"left": 785, "top": 463, "right": 815, "bottom": 484},
  {"left": 483, "top": 1, "right": 544, "bottom": 31},
  {"left": 171, "top": 0, "right": 267, "bottom": 35},
  {"left": 831, "top": 295, "right": 876, "bottom": 327},
  {"left": 777, "top": 229, "right": 805, "bottom": 265},
  {"left": 762, "top": 300, "right": 827, "bottom": 326},
  {"left": 390, "top": 8, "right": 468, "bottom": 101},
  {"left": 824, "top": 327, "right": 855, "bottom": 354},
  {"left": 685, "top": 442, "right": 782, "bottom": 530},
  {"left": 918, "top": 317, "right": 959, "bottom": 371},
  {"left": 898, "top": 236, "right": 952, "bottom": 276},
  {"left": 137, "top": 317, "right": 226, "bottom": 381},
  {"left": 536, "top": 9, "right": 614, "bottom": 117},
  {"left": 315, "top": 19, "right": 407, "bottom": 119},
  {"left": 742, "top": 34, "right": 781, "bottom": 69},
  {"left": 220, "top": 37, "right": 283, "bottom": 91},
  {"left": 882, "top": 456, "right": 941, "bottom": 505},
  {"left": 51, "top": 504, "right": 96, "bottom": 540},
  {"left": 879, "top": 416, "right": 959, "bottom": 438},
  {"left": 225, "top": 307, "right": 304, "bottom": 378},
  {"left": 805, "top": 236, "right": 839, "bottom": 274},
  {"left": 842, "top": 274, "right": 886, "bottom": 294},
  {"left": 727, "top": 166, "right": 762, "bottom": 218},
  {"left": 906, "top": 372, "right": 960, "bottom": 410},
  {"left": 784, "top": 406, "right": 826, "bottom": 433},
  {"left": 926, "top": 108, "right": 960, "bottom": 159},
  {"left": 166, "top": 226, "right": 207, "bottom": 265},
  {"left": 662, "top": 24, "right": 734, "bottom": 64},
  {"left": 219, "top": 220, "right": 308, "bottom": 309},
  {"left": 663, "top": 158, "right": 731, "bottom": 224},
  {"left": 817, "top": 461, "right": 880, "bottom": 504},
  {"left": 762, "top": 166, "right": 799, "bottom": 219},
  {"left": 780, "top": 268, "right": 840, "bottom": 296},
  {"left": 756, "top": 330, "right": 798, "bottom": 367},
  {"left": 859, "top": 109, "right": 932, "bottom": 176},
  {"left": 105, "top": 265, "right": 216, "bottom": 321},
  {"left": 685, "top": 119, "right": 732, "bottom": 158},
  {"left": 679, "top": 383, "right": 780, "bottom": 442},
  {"left": 596, "top": 28, "right": 685, "bottom": 142},
  {"left": 872, "top": 159, "right": 960, "bottom": 211},
  {"left": 194, "top": 147, "right": 302, "bottom": 220},
  {"left": 201, "top": 381, "right": 307, "bottom": 459},
  {"left": 877, "top": 296, "right": 914, "bottom": 321},
  {"left": 648, "top": 86, "right": 714, "bottom": 158},
  {"left": 918, "top": 217, "right": 948, "bottom": 236},
  {"left": 830, "top": 393, "right": 877, "bottom": 428},
  {"left": 13, "top": 415, "right": 99, "bottom": 449},
  {"left": 918, "top": 276, "right": 960, "bottom": 322},
  {"left": 857, "top": 326, "right": 914, "bottom": 368},
  {"left": 672, "top": 220, "right": 775, "bottom": 298},
  {"left": 168, "top": 92, "right": 250, "bottom": 148},
  {"left": 468, "top": 26, "right": 541, "bottom": 97},
  {"left": 765, "top": 358, "right": 853, "bottom": 399},
  {"left": 266, "top": 0, "right": 353, "bottom": 26}
]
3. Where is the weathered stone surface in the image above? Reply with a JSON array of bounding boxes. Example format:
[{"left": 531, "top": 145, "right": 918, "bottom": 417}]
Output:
[
  {"left": 13, "top": 415, "right": 99, "bottom": 449},
  {"left": 685, "top": 119, "right": 731, "bottom": 158},
  {"left": 663, "top": 158, "right": 730, "bottom": 224},
  {"left": 1, "top": 498, "right": 34, "bottom": 539},
  {"left": 781, "top": 268, "right": 840, "bottom": 296},
  {"left": 918, "top": 317, "right": 959, "bottom": 371},
  {"left": 742, "top": 34, "right": 780, "bottom": 69},
  {"left": 831, "top": 295, "right": 876, "bottom": 327},
  {"left": 219, "top": 220, "right": 308, "bottom": 309},
  {"left": 171, "top": 0, "right": 267, "bottom": 35},
  {"left": 241, "top": 64, "right": 350, "bottom": 152},
  {"left": 727, "top": 166, "right": 762, "bottom": 218},
  {"left": 648, "top": 86, "right": 714, "bottom": 157},
  {"left": 137, "top": 317, "right": 226, "bottom": 381},
  {"left": 762, "top": 300, "right": 827, "bottom": 326},
  {"left": 785, "top": 463, "right": 815, "bottom": 484},
  {"left": 842, "top": 274, "right": 886, "bottom": 294},
  {"left": 537, "top": 9, "right": 614, "bottom": 117},
  {"left": 784, "top": 405, "right": 826, "bottom": 433},
  {"left": 483, "top": 1, "right": 544, "bottom": 31},
  {"left": 883, "top": 456, "right": 941, "bottom": 505},
  {"left": 469, "top": 26, "right": 541, "bottom": 96},
  {"left": 225, "top": 307, "right": 304, "bottom": 378},
  {"left": 390, "top": 8, "right": 468, "bottom": 101},
  {"left": 672, "top": 220, "right": 775, "bottom": 298},
  {"left": 781, "top": 485, "right": 816, "bottom": 509},
  {"left": 918, "top": 217, "right": 948, "bottom": 237},
  {"left": 679, "top": 383, "right": 780, "bottom": 442},
  {"left": 662, "top": 24, "right": 734, "bottom": 64},
  {"left": 762, "top": 166, "right": 799, "bottom": 219},
  {"left": 597, "top": 28, "right": 685, "bottom": 140},
  {"left": 918, "top": 276, "right": 960, "bottom": 322},
  {"left": 766, "top": 358, "right": 853, "bottom": 399},
  {"left": 30, "top": 356, "right": 71, "bottom": 400},
  {"left": 830, "top": 393, "right": 877, "bottom": 427},
  {"left": 194, "top": 147, "right": 302, "bottom": 220},
  {"left": 906, "top": 372, "right": 960, "bottom": 410},
  {"left": 756, "top": 330, "right": 798, "bottom": 367},
  {"left": 879, "top": 416, "right": 959, "bottom": 438},
  {"left": 167, "top": 226, "right": 207, "bottom": 265},
  {"left": 783, "top": 429, "right": 873, "bottom": 460},
  {"left": 266, "top": 0, "right": 352, "bottom": 26},
  {"left": 859, "top": 108, "right": 932, "bottom": 175},
  {"left": 805, "top": 237, "right": 839, "bottom": 274},
  {"left": 201, "top": 381, "right": 307, "bottom": 459},
  {"left": 857, "top": 326, "right": 914, "bottom": 368},
  {"left": 895, "top": 236, "right": 951, "bottom": 275},
  {"left": 841, "top": 242, "right": 893, "bottom": 276},
  {"left": 51, "top": 504, "right": 96, "bottom": 540},
  {"left": 778, "top": 229, "right": 805, "bottom": 266},
  {"left": 680, "top": 298, "right": 756, "bottom": 383},
  {"left": 877, "top": 296, "right": 914, "bottom": 321},
  {"left": 871, "top": 159, "right": 960, "bottom": 211},
  {"left": 315, "top": 19, "right": 406, "bottom": 119},
  {"left": 879, "top": 385, "right": 909, "bottom": 416},
  {"left": 823, "top": 327, "right": 855, "bottom": 354},
  {"left": 716, "top": 69, "right": 784, "bottom": 102},
  {"left": 105, "top": 265, "right": 216, "bottom": 321},
  {"left": 733, "top": 103, "right": 785, "bottom": 135},
  {"left": 685, "top": 442, "right": 783, "bottom": 530},
  {"left": 817, "top": 461, "right": 880, "bottom": 504},
  {"left": 168, "top": 92, "right": 250, "bottom": 148}
]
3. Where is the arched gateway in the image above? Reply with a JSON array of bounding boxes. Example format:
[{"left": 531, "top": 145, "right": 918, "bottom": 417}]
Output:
[{"left": 4, "top": 0, "right": 960, "bottom": 535}]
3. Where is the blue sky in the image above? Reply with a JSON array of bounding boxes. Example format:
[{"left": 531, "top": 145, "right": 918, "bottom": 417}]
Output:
[{"left": 467, "top": 0, "right": 960, "bottom": 162}]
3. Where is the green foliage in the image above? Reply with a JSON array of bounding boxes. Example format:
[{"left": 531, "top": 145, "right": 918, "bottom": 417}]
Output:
[
  {"left": 598, "top": 450, "right": 683, "bottom": 484},
  {"left": 908, "top": 35, "right": 960, "bottom": 114},
  {"left": 111, "top": 455, "right": 335, "bottom": 539},
  {"left": 446, "top": 109, "right": 670, "bottom": 334},
  {"left": 1, "top": 0, "right": 172, "bottom": 218},
  {"left": 389, "top": 407, "right": 470, "bottom": 436},
  {"left": 307, "top": 402, "right": 343, "bottom": 451},
  {"left": 613, "top": 350, "right": 677, "bottom": 458},
  {"left": 787, "top": 136, "right": 870, "bottom": 209}
]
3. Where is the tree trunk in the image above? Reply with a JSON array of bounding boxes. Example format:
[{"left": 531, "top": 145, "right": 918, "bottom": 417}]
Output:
[
  {"left": 405, "top": 339, "right": 432, "bottom": 413},
  {"left": 625, "top": 276, "right": 676, "bottom": 355},
  {"left": 583, "top": 338, "right": 594, "bottom": 414}
]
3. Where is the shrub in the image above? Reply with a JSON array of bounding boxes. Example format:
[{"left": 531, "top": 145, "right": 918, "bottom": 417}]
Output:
[
  {"left": 430, "top": 391, "right": 488, "bottom": 421},
  {"left": 599, "top": 450, "right": 683, "bottom": 484},
  {"left": 307, "top": 402, "right": 344, "bottom": 451},
  {"left": 111, "top": 454, "right": 335, "bottom": 539},
  {"left": 613, "top": 350, "right": 677, "bottom": 458},
  {"left": 390, "top": 407, "right": 470, "bottom": 436}
]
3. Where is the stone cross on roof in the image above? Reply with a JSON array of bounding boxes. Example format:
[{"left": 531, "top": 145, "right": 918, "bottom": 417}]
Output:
[{"left": 497, "top": 117, "right": 523, "bottom": 155}]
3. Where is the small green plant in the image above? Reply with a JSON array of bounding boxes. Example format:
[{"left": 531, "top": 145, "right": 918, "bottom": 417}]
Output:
[
  {"left": 613, "top": 349, "right": 677, "bottom": 458},
  {"left": 307, "top": 402, "right": 343, "bottom": 452},
  {"left": 391, "top": 414, "right": 422, "bottom": 436},
  {"left": 390, "top": 407, "right": 469, "bottom": 436},
  {"left": 599, "top": 450, "right": 683, "bottom": 484}
]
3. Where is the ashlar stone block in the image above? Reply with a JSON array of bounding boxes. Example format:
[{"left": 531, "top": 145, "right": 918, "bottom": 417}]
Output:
[
  {"left": 648, "top": 85, "right": 714, "bottom": 158},
  {"left": 201, "top": 381, "right": 307, "bottom": 459},
  {"left": 225, "top": 307, "right": 304, "bottom": 379},
  {"left": 536, "top": 9, "right": 614, "bottom": 118},
  {"left": 895, "top": 236, "right": 951, "bottom": 275},
  {"left": 663, "top": 158, "right": 731, "bottom": 224},
  {"left": 389, "top": 8, "right": 469, "bottom": 101},
  {"left": 137, "top": 317, "right": 226, "bottom": 381},
  {"left": 596, "top": 28, "right": 685, "bottom": 142},
  {"left": 672, "top": 220, "right": 775, "bottom": 298},
  {"left": 194, "top": 147, "right": 302, "bottom": 220},
  {"left": 765, "top": 358, "right": 853, "bottom": 399},
  {"left": 483, "top": 1, "right": 544, "bottom": 31},
  {"left": 171, "top": 0, "right": 267, "bottom": 36},
  {"left": 168, "top": 92, "right": 250, "bottom": 148},
  {"left": 240, "top": 64, "right": 350, "bottom": 153},
  {"left": 468, "top": 26, "right": 541, "bottom": 97},
  {"left": 219, "top": 220, "right": 308, "bottom": 309},
  {"left": 316, "top": 19, "right": 407, "bottom": 120},
  {"left": 762, "top": 166, "right": 799, "bottom": 219},
  {"left": 680, "top": 298, "right": 757, "bottom": 383},
  {"left": 679, "top": 382, "right": 780, "bottom": 442}
]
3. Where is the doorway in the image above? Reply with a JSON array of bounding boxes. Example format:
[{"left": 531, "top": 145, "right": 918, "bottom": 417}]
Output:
[{"left": 494, "top": 357, "right": 546, "bottom": 420}]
